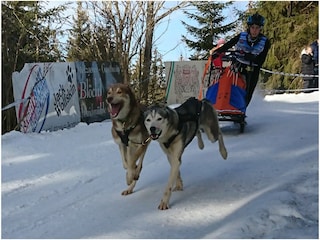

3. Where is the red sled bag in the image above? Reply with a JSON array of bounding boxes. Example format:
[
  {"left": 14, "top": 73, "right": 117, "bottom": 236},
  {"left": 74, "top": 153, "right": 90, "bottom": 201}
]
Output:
[{"left": 206, "top": 65, "right": 247, "bottom": 114}]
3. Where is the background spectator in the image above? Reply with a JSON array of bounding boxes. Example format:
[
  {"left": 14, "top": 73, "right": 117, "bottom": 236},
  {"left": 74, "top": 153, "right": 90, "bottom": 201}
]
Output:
[
  {"left": 310, "top": 39, "right": 319, "bottom": 88},
  {"left": 301, "top": 45, "right": 315, "bottom": 91},
  {"left": 209, "top": 38, "right": 225, "bottom": 68}
]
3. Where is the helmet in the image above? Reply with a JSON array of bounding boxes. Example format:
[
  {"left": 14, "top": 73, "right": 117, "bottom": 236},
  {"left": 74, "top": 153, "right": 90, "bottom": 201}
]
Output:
[{"left": 247, "top": 13, "right": 265, "bottom": 26}]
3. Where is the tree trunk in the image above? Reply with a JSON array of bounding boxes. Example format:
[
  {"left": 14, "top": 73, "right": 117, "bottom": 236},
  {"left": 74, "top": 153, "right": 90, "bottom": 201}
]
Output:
[{"left": 140, "top": 1, "right": 155, "bottom": 104}]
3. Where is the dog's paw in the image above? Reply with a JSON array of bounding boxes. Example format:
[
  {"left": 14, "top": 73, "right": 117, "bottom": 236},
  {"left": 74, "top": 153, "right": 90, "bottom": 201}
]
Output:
[
  {"left": 121, "top": 189, "right": 133, "bottom": 195},
  {"left": 158, "top": 200, "right": 169, "bottom": 210},
  {"left": 173, "top": 185, "right": 183, "bottom": 191},
  {"left": 221, "top": 150, "right": 228, "bottom": 160},
  {"left": 219, "top": 146, "right": 228, "bottom": 160},
  {"left": 218, "top": 135, "right": 228, "bottom": 160}
]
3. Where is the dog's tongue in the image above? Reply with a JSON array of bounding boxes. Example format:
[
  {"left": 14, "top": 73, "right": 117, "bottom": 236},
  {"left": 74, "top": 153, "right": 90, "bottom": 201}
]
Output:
[
  {"left": 110, "top": 104, "right": 121, "bottom": 117},
  {"left": 150, "top": 134, "right": 159, "bottom": 140}
]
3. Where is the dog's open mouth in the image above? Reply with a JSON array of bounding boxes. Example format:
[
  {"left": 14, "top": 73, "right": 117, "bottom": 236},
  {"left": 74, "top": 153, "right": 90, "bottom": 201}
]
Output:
[
  {"left": 149, "top": 127, "right": 162, "bottom": 140},
  {"left": 150, "top": 133, "right": 160, "bottom": 140},
  {"left": 109, "top": 103, "right": 122, "bottom": 118}
]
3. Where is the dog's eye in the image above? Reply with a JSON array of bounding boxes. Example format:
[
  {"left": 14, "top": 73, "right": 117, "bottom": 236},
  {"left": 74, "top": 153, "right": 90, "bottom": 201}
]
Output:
[
  {"left": 145, "top": 118, "right": 150, "bottom": 122},
  {"left": 157, "top": 117, "right": 162, "bottom": 121}
]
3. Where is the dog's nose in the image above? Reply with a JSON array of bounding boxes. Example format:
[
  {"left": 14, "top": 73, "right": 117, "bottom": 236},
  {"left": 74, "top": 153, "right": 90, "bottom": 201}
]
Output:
[
  {"left": 106, "top": 96, "right": 113, "bottom": 103},
  {"left": 150, "top": 126, "right": 156, "bottom": 133}
]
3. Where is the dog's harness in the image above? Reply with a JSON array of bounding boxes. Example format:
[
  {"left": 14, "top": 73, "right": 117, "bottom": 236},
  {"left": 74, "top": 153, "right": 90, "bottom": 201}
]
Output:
[
  {"left": 163, "top": 121, "right": 184, "bottom": 148},
  {"left": 116, "top": 127, "right": 134, "bottom": 146},
  {"left": 115, "top": 113, "right": 150, "bottom": 146},
  {"left": 163, "top": 99, "right": 202, "bottom": 148}
]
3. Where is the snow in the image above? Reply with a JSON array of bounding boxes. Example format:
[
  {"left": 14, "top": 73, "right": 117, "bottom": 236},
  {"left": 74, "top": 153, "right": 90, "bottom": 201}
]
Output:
[{"left": 1, "top": 91, "right": 319, "bottom": 239}]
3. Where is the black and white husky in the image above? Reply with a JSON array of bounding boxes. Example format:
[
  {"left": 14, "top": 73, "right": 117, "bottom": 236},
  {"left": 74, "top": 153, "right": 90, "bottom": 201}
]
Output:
[{"left": 144, "top": 97, "right": 227, "bottom": 210}]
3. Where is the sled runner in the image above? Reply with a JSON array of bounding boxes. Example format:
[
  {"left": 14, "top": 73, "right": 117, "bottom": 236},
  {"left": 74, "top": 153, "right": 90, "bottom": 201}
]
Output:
[{"left": 199, "top": 51, "right": 249, "bottom": 133}]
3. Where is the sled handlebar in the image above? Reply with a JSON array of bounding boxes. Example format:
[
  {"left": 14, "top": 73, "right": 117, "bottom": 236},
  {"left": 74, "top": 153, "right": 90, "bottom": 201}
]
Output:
[
  {"left": 211, "top": 50, "right": 255, "bottom": 63},
  {"left": 211, "top": 50, "right": 240, "bottom": 57}
]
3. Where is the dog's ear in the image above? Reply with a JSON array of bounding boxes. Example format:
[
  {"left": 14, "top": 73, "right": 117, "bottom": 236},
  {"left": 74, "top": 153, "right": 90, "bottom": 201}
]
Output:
[
  {"left": 143, "top": 103, "right": 167, "bottom": 119},
  {"left": 124, "top": 85, "right": 138, "bottom": 107},
  {"left": 161, "top": 106, "right": 170, "bottom": 118},
  {"left": 143, "top": 104, "right": 157, "bottom": 119},
  {"left": 143, "top": 107, "right": 151, "bottom": 119},
  {"left": 155, "top": 102, "right": 167, "bottom": 108},
  {"left": 147, "top": 103, "right": 166, "bottom": 111},
  {"left": 165, "top": 106, "right": 179, "bottom": 124}
]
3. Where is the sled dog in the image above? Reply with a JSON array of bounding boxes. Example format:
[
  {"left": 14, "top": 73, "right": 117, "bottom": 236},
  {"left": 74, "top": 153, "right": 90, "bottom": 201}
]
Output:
[
  {"left": 144, "top": 97, "right": 227, "bottom": 210},
  {"left": 106, "top": 83, "right": 150, "bottom": 195}
]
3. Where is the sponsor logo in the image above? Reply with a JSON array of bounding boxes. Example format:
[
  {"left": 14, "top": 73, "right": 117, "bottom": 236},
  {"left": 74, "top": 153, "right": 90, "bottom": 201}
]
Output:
[
  {"left": 20, "top": 65, "right": 50, "bottom": 133},
  {"left": 52, "top": 65, "right": 77, "bottom": 116}
]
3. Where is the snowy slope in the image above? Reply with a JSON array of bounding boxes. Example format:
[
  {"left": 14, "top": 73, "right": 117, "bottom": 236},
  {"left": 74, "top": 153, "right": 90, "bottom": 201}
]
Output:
[{"left": 1, "top": 91, "right": 319, "bottom": 239}]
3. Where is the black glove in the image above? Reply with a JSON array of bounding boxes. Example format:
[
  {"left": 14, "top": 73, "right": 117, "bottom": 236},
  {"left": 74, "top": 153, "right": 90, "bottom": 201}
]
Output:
[{"left": 244, "top": 53, "right": 256, "bottom": 62}]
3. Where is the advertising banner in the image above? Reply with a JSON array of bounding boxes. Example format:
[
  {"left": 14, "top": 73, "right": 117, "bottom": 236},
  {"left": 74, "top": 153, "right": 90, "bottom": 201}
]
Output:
[
  {"left": 12, "top": 62, "right": 81, "bottom": 133},
  {"left": 164, "top": 61, "right": 206, "bottom": 105},
  {"left": 12, "top": 61, "right": 123, "bottom": 133},
  {"left": 75, "top": 62, "right": 122, "bottom": 123}
]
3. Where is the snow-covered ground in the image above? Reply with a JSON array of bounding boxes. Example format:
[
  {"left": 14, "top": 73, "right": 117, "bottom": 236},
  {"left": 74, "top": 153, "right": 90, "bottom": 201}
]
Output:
[{"left": 1, "top": 91, "right": 319, "bottom": 239}]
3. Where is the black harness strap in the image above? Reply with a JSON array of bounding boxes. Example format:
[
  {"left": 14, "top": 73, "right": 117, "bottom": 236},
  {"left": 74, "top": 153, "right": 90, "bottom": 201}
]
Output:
[
  {"left": 164, "top": 100, "right": 202, "bottom": 148},
  {"left": 115, "top": 112, "right": 145, "bottom": 146},
  {"left": 163, "top": 120, "right": 184, "bottom": 148},
  {"left": 116, "top": 128, "right": 133, "bottom": 146}
]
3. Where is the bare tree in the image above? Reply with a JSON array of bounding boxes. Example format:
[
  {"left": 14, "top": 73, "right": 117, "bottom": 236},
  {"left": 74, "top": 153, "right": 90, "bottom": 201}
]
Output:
[
  {"left": 90, "top": 1, "right": 146, "bottom": 84},
  {"left": 140, "top": 1, "right": 188, "bottom": 102},
  {"left": 88, "top": 1, "right": 188, "bottom": 102}
]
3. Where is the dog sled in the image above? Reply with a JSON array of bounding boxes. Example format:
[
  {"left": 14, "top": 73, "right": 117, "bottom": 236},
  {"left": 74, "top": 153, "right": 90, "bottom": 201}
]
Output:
[{"left": 199, "top": 51, "right": 249, "bottom": 133}]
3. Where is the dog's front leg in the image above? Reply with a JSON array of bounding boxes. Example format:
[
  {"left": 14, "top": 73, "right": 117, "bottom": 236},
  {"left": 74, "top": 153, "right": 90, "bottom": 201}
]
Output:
[
  {"left": 121, "top": 180, "right": 137, "bottom": 195},
  {"left": 119, "top": 144, "right": 128, "bottom": 169},
  {"left": 122, "top": 153, "right": 140, "bottom": 195},
  {"left": 158, "top": 155, "right": 181, "bottom": 210},
  {"left": 121, "top": 144, "right": 151, "bottom": 196},
  {"left": 133, "top": 144, "right": 148, "bottom": 180},
  {"left": 117, "top": 144, "right": 137, "bottom": 195},
  {"left": 173, "top": 170, "right": 183, "bottom": 191},
  {"left": 126, "top": 155, "right": 137, "bottom": 187},
  {"left": 125, "top": 144, "right": 147, "bottom": 186}
]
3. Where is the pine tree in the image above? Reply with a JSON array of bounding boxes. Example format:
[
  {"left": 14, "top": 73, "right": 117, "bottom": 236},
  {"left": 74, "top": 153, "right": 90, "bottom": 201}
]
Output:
[
  {"left": 251, "top": 1, "right": 318, "bottom": 90},
  {"left": 66, "top": 2, "right": 92, "bottom": 61},
  {"left": 91, "top": 23, "right": 116, "bottom": 62},
  {"left": 66, "top": 2, "right": 117, "bottom": 62},
  {"left": 147, "top": 48, "right": 166, "bottom": 103},
  {"left": 1, "top": 1, "right": 66, "bottom": 133},
  {"left": 181, "top": 1, "right": 237, "bottom": 60}
]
